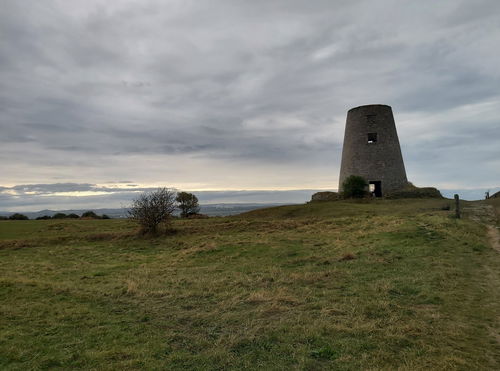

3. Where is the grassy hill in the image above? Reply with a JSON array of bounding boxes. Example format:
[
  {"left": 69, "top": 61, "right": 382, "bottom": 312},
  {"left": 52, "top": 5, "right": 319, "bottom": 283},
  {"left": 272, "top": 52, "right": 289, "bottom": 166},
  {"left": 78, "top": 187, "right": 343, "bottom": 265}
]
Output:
[{"left": 1, "top": 199, "right": 499, "bottom": 370}]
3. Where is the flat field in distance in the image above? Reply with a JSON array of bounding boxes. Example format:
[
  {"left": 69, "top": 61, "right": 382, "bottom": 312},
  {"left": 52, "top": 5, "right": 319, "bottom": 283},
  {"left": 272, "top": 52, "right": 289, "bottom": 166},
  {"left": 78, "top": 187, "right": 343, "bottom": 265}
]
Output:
[{"left": 1, "top": 199, "right": 500, "bottom": 370}]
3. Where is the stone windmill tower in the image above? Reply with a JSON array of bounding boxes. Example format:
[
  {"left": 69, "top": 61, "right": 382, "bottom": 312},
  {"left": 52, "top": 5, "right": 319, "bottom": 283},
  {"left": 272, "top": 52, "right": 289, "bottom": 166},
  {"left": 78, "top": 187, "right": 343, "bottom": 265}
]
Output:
[{"left": 338, "top": 104, "right": 407, "bottom": 197}]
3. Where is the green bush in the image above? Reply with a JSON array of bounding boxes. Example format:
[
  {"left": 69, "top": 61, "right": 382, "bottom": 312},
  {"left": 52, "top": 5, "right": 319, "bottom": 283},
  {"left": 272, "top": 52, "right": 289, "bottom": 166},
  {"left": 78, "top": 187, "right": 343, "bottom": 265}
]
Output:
[
  {"left": 52, "top": 213, "right": 67, "bottom": 219},
  {"left": 176, "top": 192, "right": 200, "bottom": 218},
  {"left": 342, "top": 176, "right": 368, "bottom": 198},
  {"left": 81, "top": 211, "right": 99, "bottom": 219}
]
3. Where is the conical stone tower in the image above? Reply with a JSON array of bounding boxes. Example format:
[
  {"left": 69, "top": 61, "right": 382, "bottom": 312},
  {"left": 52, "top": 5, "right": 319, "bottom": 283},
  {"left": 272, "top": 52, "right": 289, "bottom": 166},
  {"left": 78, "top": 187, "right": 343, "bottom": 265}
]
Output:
[{"left": 338, "top": 104, "right": 407, "bottom": 197}]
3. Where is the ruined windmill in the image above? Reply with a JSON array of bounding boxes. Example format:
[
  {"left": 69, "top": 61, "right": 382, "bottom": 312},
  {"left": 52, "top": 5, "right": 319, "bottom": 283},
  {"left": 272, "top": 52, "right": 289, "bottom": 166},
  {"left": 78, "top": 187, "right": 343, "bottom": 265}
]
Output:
[{"left": 338, "top": 104, "right": 408, "bottom": 197}]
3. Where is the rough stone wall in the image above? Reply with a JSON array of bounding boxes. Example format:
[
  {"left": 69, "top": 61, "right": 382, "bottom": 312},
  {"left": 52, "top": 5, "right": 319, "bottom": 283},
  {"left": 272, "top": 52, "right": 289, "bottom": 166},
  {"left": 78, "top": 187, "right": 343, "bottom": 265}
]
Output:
[
  {"left": 338, "top": 104, "right": 408, "bottom": 195},
  {"left": 311, "top": 191, "right": 340, "bottom": 202}
]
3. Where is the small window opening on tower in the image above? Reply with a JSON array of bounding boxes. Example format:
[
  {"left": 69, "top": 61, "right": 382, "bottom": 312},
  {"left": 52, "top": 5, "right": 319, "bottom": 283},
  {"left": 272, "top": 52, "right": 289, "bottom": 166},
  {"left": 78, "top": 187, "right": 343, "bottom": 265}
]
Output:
[
  {"left": 367, "top": 133, "right": 377, "bottom": 144},
  {"left": 366, "top": 114, "right": 376, "bottom": 125}
]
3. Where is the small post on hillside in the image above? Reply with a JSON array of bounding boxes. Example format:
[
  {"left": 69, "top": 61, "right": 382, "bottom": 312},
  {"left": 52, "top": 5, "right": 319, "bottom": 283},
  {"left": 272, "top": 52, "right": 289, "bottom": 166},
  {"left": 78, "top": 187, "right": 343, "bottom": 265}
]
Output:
[{"left": 454, "top": 194, "right": 460, "bottom": 219}]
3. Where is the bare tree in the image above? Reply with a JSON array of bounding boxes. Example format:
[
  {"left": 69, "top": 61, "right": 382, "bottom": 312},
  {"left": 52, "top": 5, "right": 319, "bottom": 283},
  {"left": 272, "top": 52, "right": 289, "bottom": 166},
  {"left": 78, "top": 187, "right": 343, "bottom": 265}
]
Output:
[{"left": 128, "top": 187, "right": 176, "bottom": 234}]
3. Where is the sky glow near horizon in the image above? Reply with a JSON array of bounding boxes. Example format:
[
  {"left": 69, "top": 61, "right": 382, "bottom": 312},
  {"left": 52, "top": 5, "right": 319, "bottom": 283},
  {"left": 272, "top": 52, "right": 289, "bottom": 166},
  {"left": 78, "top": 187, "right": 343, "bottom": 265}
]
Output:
[{"left": 1, "top": 0, "right": 499, "bottom": 210}]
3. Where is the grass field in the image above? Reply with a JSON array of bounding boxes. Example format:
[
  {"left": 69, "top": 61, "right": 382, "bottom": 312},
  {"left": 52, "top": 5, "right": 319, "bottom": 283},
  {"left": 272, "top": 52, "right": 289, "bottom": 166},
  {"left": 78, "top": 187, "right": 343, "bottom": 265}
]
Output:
[{"left": 1, "top": 199, "right": 500, "bottom": 370}]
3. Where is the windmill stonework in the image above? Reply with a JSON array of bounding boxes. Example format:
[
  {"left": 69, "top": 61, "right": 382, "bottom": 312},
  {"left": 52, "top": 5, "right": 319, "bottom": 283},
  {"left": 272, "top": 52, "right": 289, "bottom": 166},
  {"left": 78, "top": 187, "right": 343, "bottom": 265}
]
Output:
[{"left": 338, "top": 104, "right": 407, "bottom": 197}]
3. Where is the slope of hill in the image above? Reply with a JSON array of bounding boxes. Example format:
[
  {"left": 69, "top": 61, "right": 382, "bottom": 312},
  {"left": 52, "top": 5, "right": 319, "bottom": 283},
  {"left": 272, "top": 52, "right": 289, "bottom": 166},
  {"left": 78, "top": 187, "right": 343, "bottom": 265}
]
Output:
[
  {"left": 0, "top": 198, "right": 499, "bottom": 369},
  {"left": 0, "top": 203, "right": 287, "bottom": 219}
]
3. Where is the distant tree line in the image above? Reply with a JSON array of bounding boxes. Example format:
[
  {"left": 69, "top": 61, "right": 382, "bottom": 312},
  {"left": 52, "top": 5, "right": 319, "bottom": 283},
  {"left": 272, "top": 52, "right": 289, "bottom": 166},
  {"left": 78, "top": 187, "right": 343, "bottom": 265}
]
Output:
[
  {"left": 0, "top": 211, "right": 111, "bottom": 221},
  {"left": 38, "top": 211, "right": 111, "bottom": 220},
  {"left": 0, "top": 213, "right": 29, "bottom": 221},
  {"left": 2, "top": 189, "right": 202, "bottom": 234}
]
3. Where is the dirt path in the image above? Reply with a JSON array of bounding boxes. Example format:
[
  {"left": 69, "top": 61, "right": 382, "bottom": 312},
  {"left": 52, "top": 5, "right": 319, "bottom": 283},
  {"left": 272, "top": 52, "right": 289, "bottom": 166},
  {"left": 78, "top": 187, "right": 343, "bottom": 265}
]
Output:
[
  {"left": 463, "top": 202, "right": 499, "bottom": 251},
  {"left": 464, "top": 201, "right": 500, "bottom": 363},
  {"left": 463, "top": 203, "right": 497, "bottom": 224},
  {"left": 487, "top": 225, "right": 500, "bottom": 252}
]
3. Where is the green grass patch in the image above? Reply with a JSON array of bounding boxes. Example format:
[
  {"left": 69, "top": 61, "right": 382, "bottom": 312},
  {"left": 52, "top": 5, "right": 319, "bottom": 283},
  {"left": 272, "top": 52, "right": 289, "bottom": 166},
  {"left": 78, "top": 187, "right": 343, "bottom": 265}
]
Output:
[{"left": 1, "top": 199, "right": 499, "bottom": 369}]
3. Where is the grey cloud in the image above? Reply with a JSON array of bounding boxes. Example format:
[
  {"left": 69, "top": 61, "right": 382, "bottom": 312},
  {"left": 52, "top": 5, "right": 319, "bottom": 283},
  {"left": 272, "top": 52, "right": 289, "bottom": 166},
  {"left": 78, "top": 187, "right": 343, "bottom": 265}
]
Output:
[
  {"left": 10, "top": 183, "right": 95, "bottom": 193},
  {"left": 0, "top": 0, "right": 499, "bottom": 204},
  {"left": 0, "top": 183, "right": 157, "bottom": 195}
]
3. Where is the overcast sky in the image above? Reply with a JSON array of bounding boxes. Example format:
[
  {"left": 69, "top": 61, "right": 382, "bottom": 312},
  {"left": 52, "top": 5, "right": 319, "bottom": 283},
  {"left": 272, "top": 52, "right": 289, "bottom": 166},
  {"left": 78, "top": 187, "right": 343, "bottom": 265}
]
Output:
[{"left": 1, "top": 0, "right": 499, "bottom": 211}]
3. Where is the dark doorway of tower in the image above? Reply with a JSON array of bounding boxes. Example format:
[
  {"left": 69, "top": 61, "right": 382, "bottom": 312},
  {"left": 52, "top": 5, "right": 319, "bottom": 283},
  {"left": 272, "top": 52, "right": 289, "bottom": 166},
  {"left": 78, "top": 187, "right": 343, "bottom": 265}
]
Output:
[{"left": 369, "top": 181, "right": 382, "bottom": 197}]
